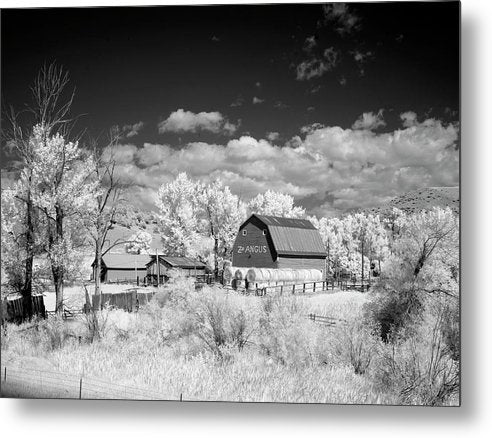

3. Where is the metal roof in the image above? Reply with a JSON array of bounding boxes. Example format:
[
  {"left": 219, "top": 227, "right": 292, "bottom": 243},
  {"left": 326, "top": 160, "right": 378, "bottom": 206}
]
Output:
[
  {"left": 254, "top": 214, "right": 316, "bottom": 229},
  {"left": 99, "top": 253, "right": 152, "bottom": 269},
  {"left": 247, "top": 214, "right": 326, "bottom": 256},
  {"left": 147, "top": 255, "right": 207, "bottom": 269}
]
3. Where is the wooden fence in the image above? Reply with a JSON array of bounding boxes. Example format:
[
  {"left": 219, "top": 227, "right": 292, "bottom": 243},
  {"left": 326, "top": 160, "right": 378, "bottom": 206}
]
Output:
[
  {"left": 91, "top": 290, "right": 156, "bottom": 312},
  {"left": 307, "top": 313, "right": 347, "bottom": 327},
  {"left": 1, "top": 295, "right": 46, "bottom": 324},
  {"left": 250, "top": 280, "right": 336, "bottom": 296}
]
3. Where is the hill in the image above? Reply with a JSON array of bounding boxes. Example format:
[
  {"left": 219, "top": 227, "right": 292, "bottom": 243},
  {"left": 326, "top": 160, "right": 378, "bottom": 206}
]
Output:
[{"left": 364, "top": 186, "right": 459, "bottom": 216}]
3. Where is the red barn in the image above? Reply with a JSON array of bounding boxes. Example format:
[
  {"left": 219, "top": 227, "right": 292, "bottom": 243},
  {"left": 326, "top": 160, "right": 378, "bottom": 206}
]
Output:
[{"left": 232, "top": 214, "right": 326, "bottom": 276}]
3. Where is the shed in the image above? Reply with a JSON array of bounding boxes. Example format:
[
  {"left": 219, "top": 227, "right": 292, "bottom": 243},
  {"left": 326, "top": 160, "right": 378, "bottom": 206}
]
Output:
[
  {"left": 92, "top": 253, "right": 152, "bottom": 283},
  {"left": 232, "top": 214, "right": 326, "bottom": 276},
  {"left": 146, "top": 255, "right": 208, "bottom": 285}
]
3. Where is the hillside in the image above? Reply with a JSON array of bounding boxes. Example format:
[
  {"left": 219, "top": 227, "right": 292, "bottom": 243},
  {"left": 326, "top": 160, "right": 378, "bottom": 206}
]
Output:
[{"left": 365, "top": 186, "right": 459, "bottom": 216}]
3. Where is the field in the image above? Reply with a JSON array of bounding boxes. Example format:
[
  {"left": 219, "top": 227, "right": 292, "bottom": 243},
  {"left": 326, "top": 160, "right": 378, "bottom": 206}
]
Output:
[
  {"left": 2, "top": 285, "right": 394, "bottom": 404},
  {"left": 1, "top": 278, "right": 458, "bottom": 406}
]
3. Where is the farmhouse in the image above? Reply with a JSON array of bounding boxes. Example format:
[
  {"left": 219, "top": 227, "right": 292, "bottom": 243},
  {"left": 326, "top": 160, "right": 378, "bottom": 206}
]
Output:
[
  {"left": 92, "top": 253, "right": 151, "bottom": 283},
  {"left": 146, "top": 255, "right": 208, "bottom": 285},
  {"left": 232, "top": 214, "right": 327, "bottom": 276}
]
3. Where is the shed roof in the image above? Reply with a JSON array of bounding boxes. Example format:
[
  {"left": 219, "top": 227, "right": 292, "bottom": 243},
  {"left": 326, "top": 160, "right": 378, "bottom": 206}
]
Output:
[
  {"left": 148, "top": 255, "right": 207, "bottom": 269},
  {"left": 97, "top": 253, "right": 152, "bottom": 269},
  {"left": 243, "top": 214, "right": 326, "bottom": 257}
]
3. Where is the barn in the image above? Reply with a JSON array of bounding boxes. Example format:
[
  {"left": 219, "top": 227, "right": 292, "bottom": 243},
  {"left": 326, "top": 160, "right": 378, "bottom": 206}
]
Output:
[
  {"left": 146, "top": 255, "right": 208, "bottom": 285},
  {"left": 232, "top": 214, "right": 326, "bottom": 277},
  {"left": 92, "top": 253, "right": 151, "bottom": 283}
]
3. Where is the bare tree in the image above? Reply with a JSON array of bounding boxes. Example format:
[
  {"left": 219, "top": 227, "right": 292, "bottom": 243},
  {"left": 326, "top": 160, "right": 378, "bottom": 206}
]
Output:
[{"left": 85, "top": 129, "right": 132, "bottom": 308}]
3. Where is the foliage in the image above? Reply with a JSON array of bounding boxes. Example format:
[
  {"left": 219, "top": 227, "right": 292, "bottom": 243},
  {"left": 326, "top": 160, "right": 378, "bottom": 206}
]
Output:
[
  {"left": 125, "top": 230, "right": 152, "bottom": 254},
  {"left": 248, "top": 190, "right": 306, "bottom": 218},
  {"left": 155, "top": 173, "right": 246, "bottom": 269},
  {"left": 155, "top": 172, "right": 203, "bottom": 257}
]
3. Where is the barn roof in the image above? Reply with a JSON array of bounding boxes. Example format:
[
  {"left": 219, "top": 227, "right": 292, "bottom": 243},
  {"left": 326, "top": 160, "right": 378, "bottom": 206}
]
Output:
[
  {"left": 245, "top": 214, "right": 326, "bottom": 257},
  {"left": 148, "top": 255, "right": 207, "bottom": 269},
  {"left": 96, "top": 253, "right": 152, "bottom": 269}
]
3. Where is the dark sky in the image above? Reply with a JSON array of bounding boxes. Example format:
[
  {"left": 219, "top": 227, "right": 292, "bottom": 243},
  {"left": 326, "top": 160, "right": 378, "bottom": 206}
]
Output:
[{"left": 1, "top": 2, "right": 460, "bottom": 215}]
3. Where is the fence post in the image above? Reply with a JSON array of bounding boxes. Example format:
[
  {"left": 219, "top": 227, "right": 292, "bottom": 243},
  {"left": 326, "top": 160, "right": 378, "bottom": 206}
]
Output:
[
  {"left": 313, "top": 282, "right": 316, "bottom": 293},
  {"left": 292, "top": 284, "right": 295, "bottom": 294},
  {"left": 4, "top": 367, "right": 6, "bottom": 382},
  {"left": 303, "top": 283, "right": 306, "bottom": 294},
  {"left": 79, "top": 378, "right": 83, "bottom": 399},
  {"left": 280, "top": 285, "right": 283, "bottom": 295},
  {"left": 180, "top": 393, "right": 183, "bottom": 402}
]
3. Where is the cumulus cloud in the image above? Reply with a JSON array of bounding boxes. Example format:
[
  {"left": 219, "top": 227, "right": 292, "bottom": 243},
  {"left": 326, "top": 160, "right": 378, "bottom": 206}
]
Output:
[
  {"left": 296, "top": 47, "right": 339, "bottom": 81},
  {"left": 352, "top": 110, "right": 386, "bottom": 130},
  {"left": 158, "top": 109, "right": 237, "bottom": 135},
  {"left": 107, "top": 114, "right": 459, "bottom": 217},
  {"left": 253, "top": 96, "right": 265, "bottom": 104},
  {"left": 122, "top": 121, "right": 144, "bottom": 138},
  {"left": 266, "top": 132, "right": 280, "bottom": 142},
  {"left": 321, "top": 3, "right": 361, "bottom": 35},
  {"left": 400, "top": 111, "right": 418, "bottom": 128}
]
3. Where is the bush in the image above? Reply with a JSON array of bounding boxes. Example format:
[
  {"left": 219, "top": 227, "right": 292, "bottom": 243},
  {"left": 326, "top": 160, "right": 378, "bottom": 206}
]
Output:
[
  {"left": 189, "top": 288, "right": 258, "bottom": 359},
  {"left": 371, "top": 304, "right": 459, "bottom": 406},
  {"left": 258, "top": 296, "right": 327, "bottom": 368},
  {"left": 332, "top": 320, "right": 380, "bottom": 375},
  {"left": 364, "top": 283, "right": 423, "bottom": 342}
]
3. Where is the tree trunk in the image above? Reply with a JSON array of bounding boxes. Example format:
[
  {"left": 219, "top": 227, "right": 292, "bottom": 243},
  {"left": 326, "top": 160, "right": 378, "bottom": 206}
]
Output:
[
  {"left": 361, "top": 239, "right": 364, "bottom": 285},
  {"left": 54, "top": 205, "right": 64, "bottom": 314},
  {"left": 214, "top": 237, "right": 219, "bottom": 281},
  {"left": 22, "top": 184, "right": 34, "bottom": 321},
  {"left": 94, "top": 239, "right": 103, "bottom": 310}
]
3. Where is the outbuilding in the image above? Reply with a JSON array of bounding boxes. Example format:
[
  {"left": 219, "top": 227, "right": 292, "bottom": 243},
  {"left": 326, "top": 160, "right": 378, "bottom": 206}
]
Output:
[
  {"left": 232, "top": 214, "right": 326, "bottom": 276},
  {"left": 92, "top": 253, "right": 152, "bottom": 283},
  {"left": 146, "top": 255, "right": 208, "bottom": 285}
]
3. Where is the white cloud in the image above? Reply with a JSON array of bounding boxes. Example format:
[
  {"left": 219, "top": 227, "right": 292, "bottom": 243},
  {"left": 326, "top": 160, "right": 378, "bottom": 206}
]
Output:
[
  {"left": 158, "top": 109, "right": 237, "bottom": 135},
  {"left": 400, "top": 111, "right": 418, "bottom": 128},
  {"left": 230, "top": 96, "right": 244, "bottom": 107},
  {"left": 296, "top": 47, "right": 339, "bottom": 81},
  {"left": 266, "top": 132, "right": 280, "bottom": 142},
  {"left": 107, "top": 114, "right": 459, "bottom": 216},
  {"left": 352, "top": 110, "right": 386, "bottom": 130},
  {"left": 122, "top": 121, "right": 144, "bottom": 138},
  {"left": 321, "top": 3, "right": 361, "bottom": 36},
  {"left": 253, "top": 96, "right": 265, "bottom": 104}
]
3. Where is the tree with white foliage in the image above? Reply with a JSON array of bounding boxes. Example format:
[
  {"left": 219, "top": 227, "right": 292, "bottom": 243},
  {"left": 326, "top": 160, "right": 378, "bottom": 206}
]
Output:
[
  {"left": 156, "top": 173, "right": 203, "bottom": 258},
  {"left": 248, "top": 190, "right": 306, "bottom": 218},
  {"left": 198, "top": 179, "right": 247, "bottom": 277},
  {"left": 1, "top": 63, "right": 76, "bottom": 318},
  {"left": 30, "top": 124, "right": 98, "bottom": 312}
]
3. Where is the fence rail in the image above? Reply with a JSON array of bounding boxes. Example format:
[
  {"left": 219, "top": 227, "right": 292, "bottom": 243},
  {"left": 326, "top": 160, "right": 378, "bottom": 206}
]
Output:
[
  {"left": 307, "top": 313, "right": 347, "bottom": 327},
  {"left": 245, "top": 280, "right": 337, "bottom": 297},
  {"left": 1, "top": 366, "right": 184, "bottom": 401}
]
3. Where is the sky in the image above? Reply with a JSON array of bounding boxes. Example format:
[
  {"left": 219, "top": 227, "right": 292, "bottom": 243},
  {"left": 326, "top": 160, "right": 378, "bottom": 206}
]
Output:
[{"left": 1, "top": 2, "right": 460, "bottom": 217}]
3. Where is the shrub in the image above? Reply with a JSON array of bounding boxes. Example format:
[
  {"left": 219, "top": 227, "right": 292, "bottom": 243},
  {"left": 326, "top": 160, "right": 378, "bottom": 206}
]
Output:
[
  {"left": 188, "top": 287, "right": 258, "bottom": 359},
  {"left": 258, "top": 296, "right": 326, "bottom": 368},
  {"left": 371, "top": 304, "right": 459, "bottom": 406},
  {"left": 332, "top": 320, "right": 380, "bottom": 375}
]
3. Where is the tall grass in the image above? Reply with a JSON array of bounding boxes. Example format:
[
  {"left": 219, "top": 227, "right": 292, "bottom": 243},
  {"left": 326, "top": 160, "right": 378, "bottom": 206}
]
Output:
[{"left": 1, "top": 278, "right": 457, "bottom": 405}]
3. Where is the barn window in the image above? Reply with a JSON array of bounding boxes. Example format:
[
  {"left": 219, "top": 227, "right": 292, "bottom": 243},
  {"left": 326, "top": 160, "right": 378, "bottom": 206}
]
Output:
[
  {"left": 262, "top": 229, "right": 267, "bottom": 235},
  {"left": 242, "top": 229, "right": 247, "bottom": 236}
]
